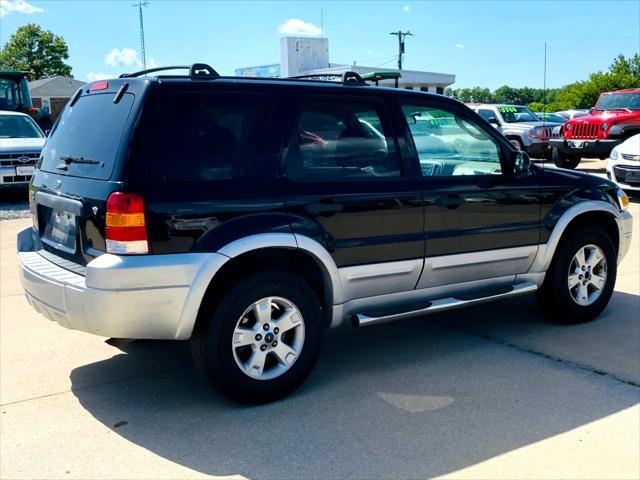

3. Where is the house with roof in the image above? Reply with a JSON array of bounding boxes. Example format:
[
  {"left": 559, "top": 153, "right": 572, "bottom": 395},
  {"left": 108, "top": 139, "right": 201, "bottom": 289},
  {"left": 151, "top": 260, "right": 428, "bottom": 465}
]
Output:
[{"left": 28, "top": 76, "right": 86, "bottom": 122}]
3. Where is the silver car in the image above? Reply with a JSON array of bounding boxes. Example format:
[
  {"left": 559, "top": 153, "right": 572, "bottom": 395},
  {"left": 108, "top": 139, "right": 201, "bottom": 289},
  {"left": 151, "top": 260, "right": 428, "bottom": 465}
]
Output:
[
  {"left": 0, "top": 111, "right": 46, "bottom": 189},
  {"left": 468, "top": 104, "right": 558, "bottom": 158}
]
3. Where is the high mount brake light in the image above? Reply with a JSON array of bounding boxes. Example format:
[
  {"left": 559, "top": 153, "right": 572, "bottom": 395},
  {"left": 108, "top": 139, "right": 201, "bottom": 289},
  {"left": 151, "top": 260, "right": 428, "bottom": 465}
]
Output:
[
  {"left": 105, "top": 192, "right": 149, "bottom": 254},
  {"left": 89, "top": 81, "right": 109, "bottom": 91}
]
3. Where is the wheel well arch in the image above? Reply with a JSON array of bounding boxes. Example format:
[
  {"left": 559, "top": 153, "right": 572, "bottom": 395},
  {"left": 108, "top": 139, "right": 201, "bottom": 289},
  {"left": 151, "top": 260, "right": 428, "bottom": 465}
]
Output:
[
  {"left": 561, "top": 210, "right": 620, "bottom": 251},
  {"left": 194, "top": 247, "right": 335, "bottom": 333}
]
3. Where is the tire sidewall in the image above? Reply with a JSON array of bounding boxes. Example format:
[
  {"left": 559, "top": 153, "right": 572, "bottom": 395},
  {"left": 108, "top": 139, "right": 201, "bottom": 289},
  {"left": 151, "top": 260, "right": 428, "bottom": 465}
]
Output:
[
  {"left": 546, "top": 228, "right": 617, "bottom": 323},
  {"left": 200, "top": 271, "right": 322, "bottom": 403}
]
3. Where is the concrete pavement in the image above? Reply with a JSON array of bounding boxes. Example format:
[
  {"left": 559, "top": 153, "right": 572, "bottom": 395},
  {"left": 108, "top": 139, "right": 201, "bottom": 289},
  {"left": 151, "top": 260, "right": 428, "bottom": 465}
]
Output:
[{"left": 1, "top": 198, "right": 639, "bottom": 479}]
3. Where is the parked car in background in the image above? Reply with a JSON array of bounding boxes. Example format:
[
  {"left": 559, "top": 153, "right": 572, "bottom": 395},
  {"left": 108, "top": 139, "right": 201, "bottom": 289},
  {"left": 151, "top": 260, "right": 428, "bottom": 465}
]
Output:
[
  {"left": 536, "top": 112, "right": 567, "bottom": 124},
  {"left": 550, "top": 89, "right": 640, "bottom": 169},
  {"left": 0, "top": 71, "right": 52, "bottom": 130},
  {"left": 467, "top": 104, "right": 554, "bottom": 158},
  {"left": 555, "top": 109, "right": 591, "bottom": 120},
  {"left": 17, "top": 65, "right": 633, "bottom": 403},
  {"left": 0, "top": 111, "right": 45, "bottom": 190},
  {"left": 607, "top": 134, "right": 640, "bottom": 192}
]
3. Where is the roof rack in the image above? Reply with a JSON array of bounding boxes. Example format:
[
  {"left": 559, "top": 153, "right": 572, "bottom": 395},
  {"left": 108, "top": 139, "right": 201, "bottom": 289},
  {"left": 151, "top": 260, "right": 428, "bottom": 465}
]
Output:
[
  {"left": 119, "top": 63, "right": 220, "bottom": 79},
  {"left": 360, "top": 71, "right": 402, "bottom": 87},
  {"left": 289, "top": 71, "right": 367, "bottom": 85}
]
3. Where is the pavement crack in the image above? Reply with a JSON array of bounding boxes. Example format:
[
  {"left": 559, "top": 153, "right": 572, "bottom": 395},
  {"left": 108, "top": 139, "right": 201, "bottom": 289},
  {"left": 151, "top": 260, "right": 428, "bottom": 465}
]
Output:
[
  {"left": 441, "top": 323, "right": 640, "bottom": 389},
  {"left": 0, "top": 366, "right": 183, "bottom": 407}
]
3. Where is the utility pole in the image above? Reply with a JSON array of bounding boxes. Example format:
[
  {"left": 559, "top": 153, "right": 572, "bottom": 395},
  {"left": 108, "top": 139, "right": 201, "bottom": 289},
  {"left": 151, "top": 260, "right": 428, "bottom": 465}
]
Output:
[
  {"left": 390, "top": 31, "right": 413, "bottom": 70},
  {"left": 133, "top": 1, "right": 149, "bottom": 69}
]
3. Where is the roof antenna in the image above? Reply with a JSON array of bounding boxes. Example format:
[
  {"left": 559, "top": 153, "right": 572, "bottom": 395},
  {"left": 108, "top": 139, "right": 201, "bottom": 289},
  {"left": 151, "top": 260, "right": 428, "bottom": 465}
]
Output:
[{"left": 132, "top": 1, "right": 149, "bottom": 70}]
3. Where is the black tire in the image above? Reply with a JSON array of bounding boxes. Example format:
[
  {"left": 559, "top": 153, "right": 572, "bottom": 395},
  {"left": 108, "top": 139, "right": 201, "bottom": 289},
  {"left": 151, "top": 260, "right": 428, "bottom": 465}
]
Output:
[
  {"left": 191, "top": 270, "right": 322, "bottom": 404},
  {"left": 536, "top": 226, "right": 617, "bottom": 324},
  {"left": 552, "top": 148, "right": 581, "bottom": 169},
  {"left": 509, "top": 138, "right": 524, "bottom": 151}
]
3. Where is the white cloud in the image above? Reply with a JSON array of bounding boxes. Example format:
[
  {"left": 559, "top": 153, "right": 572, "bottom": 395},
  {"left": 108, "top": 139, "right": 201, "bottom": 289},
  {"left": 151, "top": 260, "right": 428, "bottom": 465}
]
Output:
[
  {"left": 403, "top": 5, "right": 410, "bottom": 12},
  {"left": 105, "top": 47, "right": 141, "bottom": 67},
  {"left": 453, "top": 43, "right": 465, "bottom": 48},
  {"left": 0, "top": 0, "right": 44, "bottom": 17},
  {"left": 86, "top": 72, "right": 111, "bottom": 82},
  {"left": 278, "top": 18, "right": 322, "bottom": 36}
]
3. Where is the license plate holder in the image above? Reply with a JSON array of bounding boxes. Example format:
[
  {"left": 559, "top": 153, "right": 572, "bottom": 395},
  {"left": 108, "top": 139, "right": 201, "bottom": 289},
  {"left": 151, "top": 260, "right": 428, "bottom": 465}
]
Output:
[
  {"left": 568, "top": 140, "right": 584, "bottom": 149},
  {"left": 16, "top": 166, "right": 35, "bottom": 176},
  {"left": 42, "top": 209, "right": 77, "bottom": 253},
  {"left": 626, "top": 170, "right": 640, "bottom": 182}
]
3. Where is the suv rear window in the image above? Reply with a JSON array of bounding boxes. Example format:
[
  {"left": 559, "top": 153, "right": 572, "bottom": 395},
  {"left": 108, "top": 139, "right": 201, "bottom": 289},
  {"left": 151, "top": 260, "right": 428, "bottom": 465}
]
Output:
[
  {"left": 144, "top": 92, "right": 272, "bottom": 182},
  {"left": 40, "top": 93, "right": 135, "bottom": 180}
]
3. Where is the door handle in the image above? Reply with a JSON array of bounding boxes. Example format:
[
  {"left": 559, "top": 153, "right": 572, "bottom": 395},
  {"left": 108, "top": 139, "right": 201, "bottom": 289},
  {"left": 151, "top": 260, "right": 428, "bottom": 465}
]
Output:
[
  {"left": 306, "top": 202, "right": 343, "bottom": 216},
  {"left": 435, "top": 194, "right": 465, "bottom": 209}
]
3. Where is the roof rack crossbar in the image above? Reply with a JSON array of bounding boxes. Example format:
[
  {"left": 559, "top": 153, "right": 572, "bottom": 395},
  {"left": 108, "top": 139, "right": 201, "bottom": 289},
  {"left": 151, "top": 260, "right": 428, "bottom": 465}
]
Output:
[
  {"left": 119, "top": 63, "right": 220, "bottom": 79},
  {"left": 289, "top": 71, "right": 367, "bottom": 85}
]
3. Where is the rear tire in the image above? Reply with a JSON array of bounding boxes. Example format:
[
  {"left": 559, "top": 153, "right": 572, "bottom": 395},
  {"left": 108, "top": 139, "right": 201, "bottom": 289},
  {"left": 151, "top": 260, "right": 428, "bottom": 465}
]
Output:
[
  {"left": 191, "top": 270, "right": 322, "bottom": 404},
  {"left": 536, "top": 226, "right": 617, "bottom": 324},
  {"left": 552, "top": 148, "right": 581, "bottom": 169}
]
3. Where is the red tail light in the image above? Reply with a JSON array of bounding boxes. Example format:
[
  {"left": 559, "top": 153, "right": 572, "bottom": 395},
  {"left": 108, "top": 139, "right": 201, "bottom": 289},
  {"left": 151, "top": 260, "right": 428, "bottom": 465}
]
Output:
[
  {"left": 27, "top": 107, "right": 38, "bottom": 116},
  {"left": 105, "top": 192, "right": 149, "bottom": 254}
]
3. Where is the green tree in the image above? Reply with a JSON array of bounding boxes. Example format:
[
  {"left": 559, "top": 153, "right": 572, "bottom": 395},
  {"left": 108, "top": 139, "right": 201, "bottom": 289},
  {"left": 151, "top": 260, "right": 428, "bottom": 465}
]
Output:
[{"left": 0, "top": 24, "right": 72, "bottom": 79}]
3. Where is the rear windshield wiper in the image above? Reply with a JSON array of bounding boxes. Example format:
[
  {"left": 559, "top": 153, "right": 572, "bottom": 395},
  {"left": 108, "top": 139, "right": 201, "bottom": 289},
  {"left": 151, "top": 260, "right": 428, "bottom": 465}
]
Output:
[{"left": 56, "top": 155, "right": 102, "bottom": 170}]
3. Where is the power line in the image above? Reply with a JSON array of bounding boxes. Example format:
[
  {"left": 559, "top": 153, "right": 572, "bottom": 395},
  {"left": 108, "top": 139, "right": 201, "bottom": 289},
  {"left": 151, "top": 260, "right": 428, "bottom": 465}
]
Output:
[
  {"left": 389, "top": 31, "right": 413, "bottom": 70},
  {"left": 132, "top": 1, "right": 149, "bottom": 69}
]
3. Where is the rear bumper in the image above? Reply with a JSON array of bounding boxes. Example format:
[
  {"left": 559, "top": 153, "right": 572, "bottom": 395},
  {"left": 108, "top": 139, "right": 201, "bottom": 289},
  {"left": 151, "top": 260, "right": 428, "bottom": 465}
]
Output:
[
  {"left": 17, "top": 227, "right": 228, "bottom": 340},
  {"left": 550, "top": 138, "right": 621, "bottom": 158}
]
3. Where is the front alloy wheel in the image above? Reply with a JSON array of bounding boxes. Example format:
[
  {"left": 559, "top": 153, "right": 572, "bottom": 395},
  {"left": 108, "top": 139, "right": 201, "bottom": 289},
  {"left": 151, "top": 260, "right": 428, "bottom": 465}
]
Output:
[{"left": 567, "top": 244, "right": 607, "bottom": 306}]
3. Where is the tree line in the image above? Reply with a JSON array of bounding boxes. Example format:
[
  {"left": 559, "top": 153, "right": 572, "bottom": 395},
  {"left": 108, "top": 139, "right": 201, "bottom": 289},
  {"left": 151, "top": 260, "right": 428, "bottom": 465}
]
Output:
[{"left": 446, "top": 54, "right": 640, "bottom": 112}]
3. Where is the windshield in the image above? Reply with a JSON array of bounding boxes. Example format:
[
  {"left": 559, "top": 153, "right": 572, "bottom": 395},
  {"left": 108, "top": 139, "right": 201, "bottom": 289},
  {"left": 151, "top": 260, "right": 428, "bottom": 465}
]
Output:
[
  {"left": 595, "top": 92, "right": 640, "bottom": 111},
  {"left": 0, "top": 78, "right": 22, "bottom": 110},
  {"left": 0, "top": 115, "right": 43, "bottom": 138},
  {"left": 537, "top": 113, "right": 566, "bottom": 123},
  {"left": 497, "top": 106, "right": 540, "bottom": 123}
]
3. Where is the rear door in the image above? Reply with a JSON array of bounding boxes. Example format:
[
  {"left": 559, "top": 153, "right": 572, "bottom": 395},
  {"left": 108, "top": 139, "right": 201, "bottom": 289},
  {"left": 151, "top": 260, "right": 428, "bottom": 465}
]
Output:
[
  {"left": 281, "top": 91, "right": 424, "bottom": 302},
  {"left": 30, "top": 79, "right": 145, "bottom": 268},
  {"left": 397, "top": 97, "right": 542, "bottom": 289}
]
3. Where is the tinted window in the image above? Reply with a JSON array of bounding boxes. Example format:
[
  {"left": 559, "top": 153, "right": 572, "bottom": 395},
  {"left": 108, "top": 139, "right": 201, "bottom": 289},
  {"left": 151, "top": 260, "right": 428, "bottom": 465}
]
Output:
[
  {"left": 477, "top": 109, "right": 497, "bottom": 121},
  {"left": 402, "top": 104, "right": 502, "bottom": 177},
  {"left": 40, "top": 93, "right": 134, "bottom": 180},
  {"left": 0, "top": 114, "right": 43, "bottom": 138},
  {"left": 287, "top": 97, "right": 400, "bottom": 180},
  {"left": 0, "top": 79, "right": 20, "bottom": 110},
  {"left": 147, "top": 92, "right": 271, "bottom": 182}
]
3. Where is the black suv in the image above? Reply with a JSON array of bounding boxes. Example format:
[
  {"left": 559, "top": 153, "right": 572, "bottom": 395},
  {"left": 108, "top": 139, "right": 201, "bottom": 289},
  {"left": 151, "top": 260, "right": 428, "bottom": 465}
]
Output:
[{"left": 17, "top": 64, "right": 633, "bottom": 403}]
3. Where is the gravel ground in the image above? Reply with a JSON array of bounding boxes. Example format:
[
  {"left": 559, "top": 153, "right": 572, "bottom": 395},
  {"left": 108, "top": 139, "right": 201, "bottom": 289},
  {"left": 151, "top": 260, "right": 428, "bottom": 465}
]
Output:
[{"left": 0, "top": 188, "right": 30, "bottom": 221}]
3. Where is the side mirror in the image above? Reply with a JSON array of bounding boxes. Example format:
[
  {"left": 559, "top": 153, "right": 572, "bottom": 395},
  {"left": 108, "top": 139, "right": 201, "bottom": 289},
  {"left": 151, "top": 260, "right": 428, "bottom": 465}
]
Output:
[
  {"left": 487, "top": 116, "right": 500, "bottom": 127},
  {"left": 589, "top": 108, "right": 595, "bottom": 115},
  {"left": 512, "top": 150, "right": 531, "bottom": 176}
]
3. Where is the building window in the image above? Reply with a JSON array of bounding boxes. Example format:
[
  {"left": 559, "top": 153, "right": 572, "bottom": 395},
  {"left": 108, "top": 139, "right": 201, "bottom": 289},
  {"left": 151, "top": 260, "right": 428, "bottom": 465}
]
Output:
[
  {"left": 41, "top": 98, "right": 51, "bottom": 114},
  {"left": 404, "top": 86, "right": 413, "bottom": 90},
  {"left": 420, "top": 87, "right": 429, "bottom": 92},
  {"left": 436, "top": 87, "right": 444, "bottom": 95}
]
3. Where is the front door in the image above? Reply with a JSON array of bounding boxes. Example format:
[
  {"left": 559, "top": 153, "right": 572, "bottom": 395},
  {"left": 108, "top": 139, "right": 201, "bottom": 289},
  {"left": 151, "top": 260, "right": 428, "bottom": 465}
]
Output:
[
  {"left": 281, "top": 93, "right": 424, "bottom": 302},
  {"left": 397, "top": 99, "right": 542, "bottom": 289}
]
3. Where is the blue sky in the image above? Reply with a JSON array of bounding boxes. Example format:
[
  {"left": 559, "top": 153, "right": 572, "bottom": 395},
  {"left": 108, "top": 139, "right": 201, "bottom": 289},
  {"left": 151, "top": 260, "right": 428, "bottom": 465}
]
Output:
[{"left": 1, "top": 0, "right": 638, "bottom": 89}]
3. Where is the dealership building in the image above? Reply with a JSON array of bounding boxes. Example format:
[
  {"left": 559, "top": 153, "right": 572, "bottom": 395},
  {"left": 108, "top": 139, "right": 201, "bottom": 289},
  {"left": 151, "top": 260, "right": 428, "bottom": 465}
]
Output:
[{"left": 236, "top": 36, "right": 455, "bottom": 93}]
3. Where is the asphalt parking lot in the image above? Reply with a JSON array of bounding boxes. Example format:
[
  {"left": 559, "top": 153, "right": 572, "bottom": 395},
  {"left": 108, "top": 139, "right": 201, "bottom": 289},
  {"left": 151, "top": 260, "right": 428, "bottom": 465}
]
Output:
[{"left": 1, "top": 160, "right": 639, "bottom": 479}]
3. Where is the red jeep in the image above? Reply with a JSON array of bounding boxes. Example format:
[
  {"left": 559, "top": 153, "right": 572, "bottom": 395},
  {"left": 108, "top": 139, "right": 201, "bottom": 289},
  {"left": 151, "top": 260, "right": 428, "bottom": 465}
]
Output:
[{"left": 550, "top": 88, "right": 640, "bottom": 168}]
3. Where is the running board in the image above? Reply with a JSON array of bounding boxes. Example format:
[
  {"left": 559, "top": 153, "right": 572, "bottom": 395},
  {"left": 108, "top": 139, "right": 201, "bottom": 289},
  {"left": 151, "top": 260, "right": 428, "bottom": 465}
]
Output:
[{"left": 353, "top": 281, "right": 538, "bottom": 328}]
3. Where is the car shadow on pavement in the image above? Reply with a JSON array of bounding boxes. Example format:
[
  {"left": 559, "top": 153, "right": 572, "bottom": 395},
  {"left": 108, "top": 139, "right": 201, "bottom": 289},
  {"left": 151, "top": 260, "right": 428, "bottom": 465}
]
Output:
[{"left": 70, "top": 292, "right": 640, "bottom": 479}]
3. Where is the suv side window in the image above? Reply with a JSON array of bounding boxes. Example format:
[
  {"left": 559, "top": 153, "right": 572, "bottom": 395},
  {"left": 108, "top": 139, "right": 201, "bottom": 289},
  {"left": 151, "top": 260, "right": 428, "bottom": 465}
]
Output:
[
  {"left": 148, "top": 92, "right": 272, "bottom": 182},
  {"left": 286, "top": 96, "right": 400, "bottom": 180},
  {"left": 477, "top": 109, "right": 498, "bottom": 122},
  {"left": 401, "top": 103, "right": 502, "bottom": 177}
]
